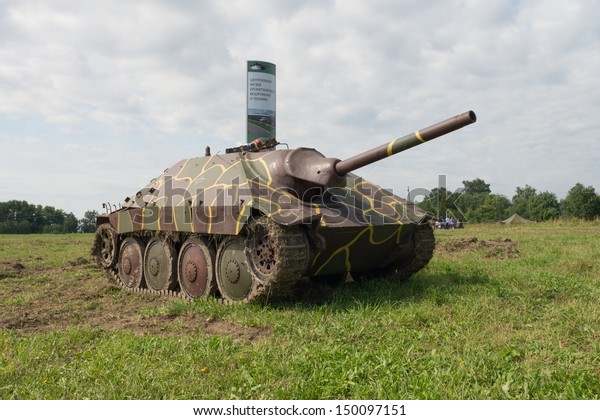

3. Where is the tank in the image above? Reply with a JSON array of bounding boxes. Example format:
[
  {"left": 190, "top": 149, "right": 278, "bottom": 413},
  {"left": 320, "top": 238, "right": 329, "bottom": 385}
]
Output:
[{"left": 92, "top": 110, "right": 476, "bottom": 303}]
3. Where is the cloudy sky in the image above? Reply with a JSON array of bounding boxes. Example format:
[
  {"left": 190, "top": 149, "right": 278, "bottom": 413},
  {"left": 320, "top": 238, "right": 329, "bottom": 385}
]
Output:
[{"left": 1, "top": 0, "right": 599, "bottom": 217}]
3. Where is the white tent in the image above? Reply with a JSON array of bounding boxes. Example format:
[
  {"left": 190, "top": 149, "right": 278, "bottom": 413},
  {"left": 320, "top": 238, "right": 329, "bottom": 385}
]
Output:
[{"left": 500, "top": 213, "right": 533, "bottom": 224}]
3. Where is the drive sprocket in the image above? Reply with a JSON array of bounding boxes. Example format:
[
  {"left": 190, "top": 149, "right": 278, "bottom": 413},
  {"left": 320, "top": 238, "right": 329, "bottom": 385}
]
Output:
[{"left": 215, "top": 217, "right": 310, "bottom": 303}]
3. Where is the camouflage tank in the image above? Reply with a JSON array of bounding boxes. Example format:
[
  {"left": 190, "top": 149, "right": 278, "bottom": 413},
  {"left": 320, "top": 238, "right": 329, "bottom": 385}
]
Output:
[{"left": 92, "top": 110, "right": 476, "bottom": 303}]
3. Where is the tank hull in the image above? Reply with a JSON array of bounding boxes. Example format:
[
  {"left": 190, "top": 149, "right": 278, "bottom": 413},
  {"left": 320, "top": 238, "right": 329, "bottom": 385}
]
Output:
[
  {"left": 103, "top": 150, "right": 425, "bottom": 281},
  {"left": 93, "top": 111, "right": 476, "bottom": 303}
]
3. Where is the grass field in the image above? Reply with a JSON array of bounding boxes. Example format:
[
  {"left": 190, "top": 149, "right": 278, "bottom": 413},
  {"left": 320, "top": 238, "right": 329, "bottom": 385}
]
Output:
[{"left": 0, "top": 222, "right": 598, "bottom": 399}]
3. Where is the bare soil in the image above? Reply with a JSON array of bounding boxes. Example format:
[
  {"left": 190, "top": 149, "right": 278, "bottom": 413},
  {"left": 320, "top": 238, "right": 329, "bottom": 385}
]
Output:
[
  {"left": 0, "top": 258, "right": 270, "bottom": 340},
  {"left": 436, "top": 236, "right": 519, "bottom": 259},
  {"left": 1, "top": 260, "right": 26, "bottom": 279}
]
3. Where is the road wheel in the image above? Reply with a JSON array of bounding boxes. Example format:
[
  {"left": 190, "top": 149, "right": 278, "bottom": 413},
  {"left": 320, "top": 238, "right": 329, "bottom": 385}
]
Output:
[
  {"left": 144, "top": 236, "right": 178, "bottom": 291},
  {"left": 215, "top": 237, "right": 254, "bottom": 303},
  {"left": 118, "top": 237, "right": 145, "bottom": 289},
  {"left": 178, "top": 237, "right": 216, "bottom": 299}
]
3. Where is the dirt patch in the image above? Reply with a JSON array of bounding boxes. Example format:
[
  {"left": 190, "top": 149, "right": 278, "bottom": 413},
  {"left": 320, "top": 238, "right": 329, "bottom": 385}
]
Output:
[
  {"left": 0, "top": 261, "right": 26, "bottom": 279},
  {"left": 0, "top": 264, "right": 270, "bottom": 341},
  {"left": 1, "top": 235, "right": 269, "bottom": 340},
  {"left": 81, "top": 309, "right": 270, "bottom": 340},
  {"left": 11, "top": 262, "right": 26, "bottom": 270},
  {"left": 437, "top": 237, "right": 519, "bottom": 259},
  {"left": 68, "top": 257, "right": 89, "bottom": 266}
]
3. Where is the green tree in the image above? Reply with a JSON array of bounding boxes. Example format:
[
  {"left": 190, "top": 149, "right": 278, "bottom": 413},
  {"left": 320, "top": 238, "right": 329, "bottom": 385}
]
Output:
[
  {"left": 455, "top": 192, "right": 487, "bottom": 219},
  {"left": 0, "top": 200, "right": 36, "bottom": 233},
  {"left": 418, "top": 187, "right": 449, "bottom": 218},
  {"left": 464, "top": 194, "right": 510, "bottom": 222},
  {"left": 62, "top": 213, "right": 79, "bottom": 233},
  {"left": 510, "top": 185, "right": 537, "bottom": 219},
  {"left": 561, "top": 183, "right": 600, "bottom": 220},
  {"left": 42, "top": 207, "right": 64, "bottom": 233},
  {"left": 527, "top": 191, "right": 560, "bottom": 221},
  {"left": 462, "top": 178, "right": 491, "bottom": 194},
  {"left": 454, "top": 178, "right": 498, "bottom": 222},
  {"left": 418, "top": 187, "right": 465, "bottom": 219},
  {"left": 0, "top": 200, "right": 80, "bottom": 233},
  {"left": 79, "top": 210, "right": 99, "bottom": 233}
]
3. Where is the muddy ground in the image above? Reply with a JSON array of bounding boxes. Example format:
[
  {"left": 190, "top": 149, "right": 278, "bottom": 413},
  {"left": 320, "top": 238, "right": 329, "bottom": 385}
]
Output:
[
  {"left": 436, "top": 236, "right": 519, "bottom": 259},
  {"left": 0, "top": 257, "right": 270, "bottom": 340}
]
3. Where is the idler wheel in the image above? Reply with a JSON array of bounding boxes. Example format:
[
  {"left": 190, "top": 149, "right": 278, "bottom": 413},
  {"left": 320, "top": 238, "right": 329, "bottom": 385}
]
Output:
[
  {"left": 351, "top": 223, "right": 433, "bottom": 282},
  {"left": 118, "top": 237, "right": 145, "bottom": 289},
  {"left": 143, "top": 237, "right": 178, "bottom": 291},
  {"left": 177, "top": 237, "right": 216, "bottom": 299},
  {"left": 93, "top": 223, "right": 118, "bottom": 268},
  {"left": 215, "top": 237, "right": 254, "bottom": 302}
]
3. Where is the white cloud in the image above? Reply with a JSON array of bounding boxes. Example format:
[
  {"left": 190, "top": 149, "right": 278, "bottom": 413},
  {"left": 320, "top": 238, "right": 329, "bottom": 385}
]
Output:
[{"left": 0, "top": 0, "right": 599, "bottom": 217}]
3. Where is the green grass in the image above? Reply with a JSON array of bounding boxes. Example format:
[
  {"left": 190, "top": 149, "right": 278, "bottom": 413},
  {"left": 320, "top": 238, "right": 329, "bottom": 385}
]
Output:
[{"left": 0, "top": 223, "right": 599, "bottom": 399}]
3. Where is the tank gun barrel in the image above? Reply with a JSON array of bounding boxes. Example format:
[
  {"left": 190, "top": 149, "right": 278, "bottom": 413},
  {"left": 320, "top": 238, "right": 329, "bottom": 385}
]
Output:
[{"left": 334, "top": 110, "right": 476, "bottom": 176}]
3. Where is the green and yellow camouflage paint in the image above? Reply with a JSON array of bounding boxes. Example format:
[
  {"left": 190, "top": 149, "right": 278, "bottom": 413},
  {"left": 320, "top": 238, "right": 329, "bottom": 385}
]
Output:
[{"left": 94, "top": 111, "right": 476, "bottom": 302}]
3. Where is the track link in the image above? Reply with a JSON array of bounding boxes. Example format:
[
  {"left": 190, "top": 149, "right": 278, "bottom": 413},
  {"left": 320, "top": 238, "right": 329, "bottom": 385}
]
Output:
[
  {"left": 240, "top": 217, "right": 311, "bottom": 303},
  {"left": 101, "top": 265, "right": 192, "bottom": 300},
  {"left": 387, "top": 223, "right": 435, "bottom": 281},
  {"left": 94, "top": 223, "right": 430, "bottom": 302},
  {"left": 257, "top": 224, "right": 310, "bottom": 299},
  {"left": 93, "top": 228, "right": 193, "bottom": 301},
  {"left": 93, "top": 222, "right": 311, "bottom": 304}
]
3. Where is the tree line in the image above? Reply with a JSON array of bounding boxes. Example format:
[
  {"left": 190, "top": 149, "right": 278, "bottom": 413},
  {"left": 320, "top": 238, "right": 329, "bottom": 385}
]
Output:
[
  {"left": 0, "top": 200, "right": 98, "bottom": 234},
  {"left": 418, "top": 179, "right": 600, "bottom": 222}
]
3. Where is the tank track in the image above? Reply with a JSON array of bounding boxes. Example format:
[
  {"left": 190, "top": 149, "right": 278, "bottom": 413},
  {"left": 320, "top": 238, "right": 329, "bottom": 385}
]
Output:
[
  {"left": 93, "top": 222, "right": 311, "bottom": 304},
  {"left": 387, "top": 223, "right": 435, "bottom": 281},
  {"left": 261, "top": 227, "right": 310, "bottom": 299},
  {"left": 242, "top": 218, "right": 311, "bottom": 303},
  {"left": 351, "top": 223, "right": 435, "bottom": 282},
  {"left": 93, "top": 224, "right": 431, "bottom": 302},
  {"left": 101, "top": 264, "right": 192, "bottom": 300},
  {"left": 93, "top": 229, "right": 194, "bottom": 300}
]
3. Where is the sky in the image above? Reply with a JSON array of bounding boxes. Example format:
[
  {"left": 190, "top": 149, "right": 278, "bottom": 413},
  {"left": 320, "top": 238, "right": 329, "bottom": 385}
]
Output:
[{"left": 1, "top": 0, "right": 599, "bottom": 218}]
